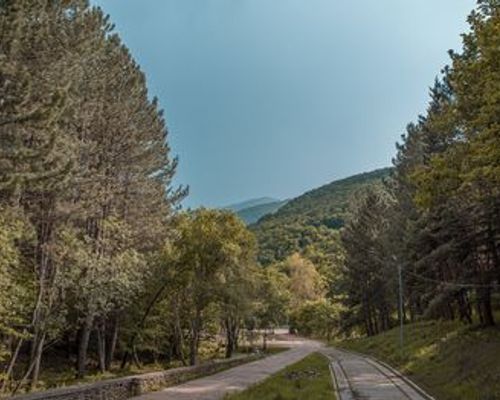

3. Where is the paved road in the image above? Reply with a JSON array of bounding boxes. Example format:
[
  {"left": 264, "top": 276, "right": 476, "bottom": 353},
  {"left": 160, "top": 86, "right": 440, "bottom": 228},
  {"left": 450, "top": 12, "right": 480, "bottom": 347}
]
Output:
[
  {"left": 131, "top": 335, "right": 434, "bottom": 400},
  {"left": 322, "top": 348, "right": 434, "bottom": 400},
  {"left": 131, "top": 333, "right": 323, "bottom": 400}
]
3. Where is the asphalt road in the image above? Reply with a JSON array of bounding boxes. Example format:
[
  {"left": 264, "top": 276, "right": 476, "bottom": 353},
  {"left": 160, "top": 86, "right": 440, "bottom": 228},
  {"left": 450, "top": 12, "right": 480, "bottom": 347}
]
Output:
[
  {"left": 321, "top": 348, "right": 434, "bottom": 400},
  {"left": 131, "top": 332, "right": 322, "bottom": 400},
  {"left": 131, "top": 333, "right": 434, "bottom": 400}
]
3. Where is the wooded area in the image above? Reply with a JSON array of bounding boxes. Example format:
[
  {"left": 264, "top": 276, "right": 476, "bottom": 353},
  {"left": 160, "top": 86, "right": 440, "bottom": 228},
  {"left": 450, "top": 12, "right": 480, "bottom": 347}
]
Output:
[
  {"left": 252, "top": 0, "right": 500, "bottom": 339},
  {"left": 339, "top": 0, "right": 500, "bottom": 335}
]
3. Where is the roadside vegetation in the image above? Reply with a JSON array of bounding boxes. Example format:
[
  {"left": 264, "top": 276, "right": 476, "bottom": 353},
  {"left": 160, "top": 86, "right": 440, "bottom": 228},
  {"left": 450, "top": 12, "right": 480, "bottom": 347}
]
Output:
[
  {"left": 224, "top": 352, "right": 335, "bottom": 400},
  {"left": 0, "top": 2, "right": 291, "bottom": 395},
  {"left": 250, "top": 0, "right": 500, "bottom": 354},
  {"left": 338, "top": 0, "right": 500, "bottom": 337},
  {"left": 339, "top": 320, "right": 500, "bottom": 400}
]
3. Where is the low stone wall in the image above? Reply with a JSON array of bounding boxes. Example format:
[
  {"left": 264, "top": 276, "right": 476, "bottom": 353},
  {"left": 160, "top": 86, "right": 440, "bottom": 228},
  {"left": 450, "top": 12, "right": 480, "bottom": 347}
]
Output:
[{"left": 9, "top": 354, "right": 259, "bottom": 400}]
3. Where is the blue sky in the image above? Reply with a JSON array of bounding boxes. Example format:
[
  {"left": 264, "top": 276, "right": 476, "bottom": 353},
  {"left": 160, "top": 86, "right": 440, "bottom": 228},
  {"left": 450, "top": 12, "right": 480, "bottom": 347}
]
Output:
[{"left": 93, "top": 0, "right": 475, "bottom": 208}]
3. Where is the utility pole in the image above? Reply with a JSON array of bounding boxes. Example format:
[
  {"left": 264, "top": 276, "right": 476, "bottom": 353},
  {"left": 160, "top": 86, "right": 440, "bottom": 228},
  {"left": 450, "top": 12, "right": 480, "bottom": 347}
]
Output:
[{"left": 398, "top": 263, "right": 404, "bottom": 360}]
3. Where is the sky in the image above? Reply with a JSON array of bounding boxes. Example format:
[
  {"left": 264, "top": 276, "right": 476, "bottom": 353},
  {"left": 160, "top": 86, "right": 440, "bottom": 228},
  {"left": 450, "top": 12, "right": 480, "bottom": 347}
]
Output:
[{"left": 93, "top": 0, "right": 475, "bottom": 208}]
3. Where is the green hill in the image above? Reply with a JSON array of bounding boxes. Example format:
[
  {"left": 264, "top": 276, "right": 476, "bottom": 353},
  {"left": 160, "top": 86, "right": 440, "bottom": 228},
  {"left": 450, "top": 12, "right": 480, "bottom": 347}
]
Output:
[{"left": 251, "top": 167, "right": 392, "bottom": 265}]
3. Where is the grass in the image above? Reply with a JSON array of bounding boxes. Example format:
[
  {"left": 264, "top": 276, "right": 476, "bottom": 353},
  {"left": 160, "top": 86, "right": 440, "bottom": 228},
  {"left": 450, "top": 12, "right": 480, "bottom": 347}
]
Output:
[
  {"left": 337, "top": 320, "right": 500, "bottom": 400},
  {"left": 224, "top": 352, "right": 336, "bottom": 400}
]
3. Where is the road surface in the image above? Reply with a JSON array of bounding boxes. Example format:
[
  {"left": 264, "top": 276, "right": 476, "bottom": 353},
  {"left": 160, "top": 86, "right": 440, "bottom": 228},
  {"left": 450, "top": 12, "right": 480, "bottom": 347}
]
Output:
[
  {"left": 131, "top": 332, "right": 322, "bottom": 400},
  {"left": 131, "top": 334, "right": 434, "bottom": 400},
  {"left": 322, "top": 348, "right": 434, "bottom": 400}
]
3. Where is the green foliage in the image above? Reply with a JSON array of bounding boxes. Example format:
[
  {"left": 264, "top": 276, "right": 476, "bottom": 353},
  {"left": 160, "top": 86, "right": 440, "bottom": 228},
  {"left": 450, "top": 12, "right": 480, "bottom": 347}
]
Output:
[
  {"left": 259, "top": 253, "right": 341, "bottom": 339},
  {"left": 252, "top": 168, "right": 391, "bottom": 266},
  {"left": 251, "top": 170, "right": 390, "bottom": 340},
  {"left": 0, "top": 0, "right": 183, "bottom": 389},
  {"left": 0, "top": 0, "right": 72, "bottom": 194},
  {"left": 168, "top": 209, "right": 257, "bottom": 315},
  {"left": 54, "top": 218, "right": 146, "bottom": 318},
  {"left": 148, "top": 209, "right": 260, "bottom": 364},
  {"left": 251, "top": 266, "right": 290, "bottom": 334},
  {"left": 290, "top": 300, "right": 341, "bottom": 340},
  {"left": 282, "top": 253, "right": 325, "bottom": 309},
  {"left": 338, "top": 1, "right": 500, "bottom": 338},
  {"left": 340, "top": 184, "right": 397, "bottom": 335},
  {"left": 0, "top": 207, "right": 32, "bottom": 356},
  {"left": 405, "top": 2, "right": 500, "bottom": 326}
]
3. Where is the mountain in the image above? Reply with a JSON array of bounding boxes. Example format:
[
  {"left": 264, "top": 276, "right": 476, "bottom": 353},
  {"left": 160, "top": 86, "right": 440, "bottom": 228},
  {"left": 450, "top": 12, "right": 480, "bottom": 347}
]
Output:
[
  {"left": 225, "top": 197, "right": 287, "bottom": 225},
  {"left": 225, "top": 197, "right": 281, "bottom": 212},
  {"left": 251, "top": 167, "right": 392, "bottom": 265},
  {"left": 236, "top": 200, "right": 288, "bottom": 225}
]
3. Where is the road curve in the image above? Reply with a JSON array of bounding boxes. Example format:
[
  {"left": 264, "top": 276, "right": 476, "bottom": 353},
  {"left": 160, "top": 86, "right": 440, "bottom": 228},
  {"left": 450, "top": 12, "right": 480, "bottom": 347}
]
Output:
[
  {"left": 321, "top": 348, "right": 435, "bottom": 400},
  {"left": 131, "top": 333, "right": 323, "bottom": 400}
]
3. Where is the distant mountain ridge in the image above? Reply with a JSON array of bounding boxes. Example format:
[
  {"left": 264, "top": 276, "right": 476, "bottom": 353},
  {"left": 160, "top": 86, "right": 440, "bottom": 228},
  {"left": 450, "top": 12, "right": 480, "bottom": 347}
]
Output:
[
  {"left": 225, "top": 197, "right": 287, "bottom": 225},
  {"left": 251, "top": 167, "right": 392, "bottom": 264},
  {"left": 236, "top": 200, "right": 288, "bottom": 225},
  {"left": 225, "top": 197, "right": 281, "bottom": 212}
]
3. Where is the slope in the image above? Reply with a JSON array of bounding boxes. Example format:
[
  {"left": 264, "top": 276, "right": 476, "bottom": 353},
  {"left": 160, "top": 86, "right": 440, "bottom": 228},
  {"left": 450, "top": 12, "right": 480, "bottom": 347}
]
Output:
[
  {"left": 339, "top": 320, "right": 500, "bottom": 400},
  {"left": 251, "top": 167, "right": 392, "bottom": 265}
]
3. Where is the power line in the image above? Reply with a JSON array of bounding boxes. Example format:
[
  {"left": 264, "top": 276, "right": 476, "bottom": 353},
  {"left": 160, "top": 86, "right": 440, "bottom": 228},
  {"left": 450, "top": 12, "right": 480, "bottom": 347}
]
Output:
[{"left": 404, "top": 269, "right": 500, "bottom": 289}]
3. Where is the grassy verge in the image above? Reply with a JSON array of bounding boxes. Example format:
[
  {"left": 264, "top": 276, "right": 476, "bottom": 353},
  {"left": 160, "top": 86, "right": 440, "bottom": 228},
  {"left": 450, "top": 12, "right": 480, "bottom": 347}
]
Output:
[
  {"left": 337, "top": 320, "right": 500, "bottom": 400},
  {"left": 224, "top": 352, "right": 336, "bottom": 400}
]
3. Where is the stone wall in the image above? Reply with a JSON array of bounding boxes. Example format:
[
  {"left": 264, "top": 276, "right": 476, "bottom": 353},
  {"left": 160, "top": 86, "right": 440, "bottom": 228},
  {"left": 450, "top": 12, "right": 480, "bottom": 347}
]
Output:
[{"left": 9, "top": 355, "right": 259, "bottom": 400}]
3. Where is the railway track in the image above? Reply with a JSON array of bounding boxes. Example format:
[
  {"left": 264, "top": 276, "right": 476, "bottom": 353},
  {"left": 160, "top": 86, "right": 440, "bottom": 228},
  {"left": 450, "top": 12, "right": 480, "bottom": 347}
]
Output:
[{"left": 321, "top": 348, "right": 435, "bottom": 400}]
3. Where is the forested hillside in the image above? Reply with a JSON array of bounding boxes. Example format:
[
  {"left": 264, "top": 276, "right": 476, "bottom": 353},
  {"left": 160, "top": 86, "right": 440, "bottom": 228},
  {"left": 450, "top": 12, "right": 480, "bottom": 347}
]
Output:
[
  {"left": 253, "top": 0, "right": 500, "bottom": 349},
  {"left": 252, "top": 168, "right": 391, "bottom": 265}
]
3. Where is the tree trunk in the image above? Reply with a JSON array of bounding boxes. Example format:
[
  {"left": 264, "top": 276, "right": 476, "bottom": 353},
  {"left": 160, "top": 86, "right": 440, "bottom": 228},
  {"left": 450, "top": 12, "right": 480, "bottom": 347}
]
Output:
[
  {"left": 132, "top": 345, "right": 141, "bottom": 368},
  {"left": 121, "top": 281, "right": 170, "bottom": 369},
  {"left": 457, "top": 290, "right": 472, "bottom": 324},
  {"left": 363, "top": 303, "right": 373, "bottom": 336},
  {"left": 173, "top": 314, "right": 187, "bottom": 366},
  {"left": 0, "top": 336, "right": 24, "bottom": 392},
  {"left": 96, "top": 321, "right": 106, "bottom": 373},
  {"left": 189, "top": 313, "right": 201, "bottom": 366},
  {"left": 225, "top": 318, "right": 237, "bottom": 359},
  {"left": 189, "top": 334, "right": 197, "bottom": 366},
  {"left": 478, "top": 287, "right": 495, "bottom": 326},
  {"left": 447, "top": 300, "right": 456, "bottom": 321},
  {"left": 11, "top": 332, "right": 45, "bottom": 395},
  {"left": 225, "top": 317, "right": 240, "bottom": 359},
  {"left": 105, "top": 317, "right": 119, "bottom": 371},
  {"left": 28, "top": 331, "right": 45, "bottom": 391},
  {"left": 476, "top": 298, "right": 484, "bottom": 325},
  {"left": 77, "top": 314, "right": 94, "bottom": 378}
]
